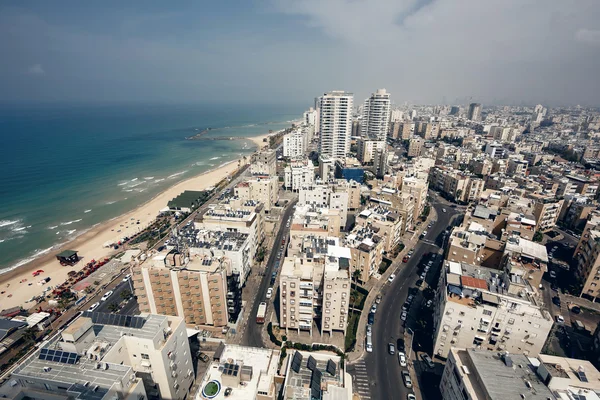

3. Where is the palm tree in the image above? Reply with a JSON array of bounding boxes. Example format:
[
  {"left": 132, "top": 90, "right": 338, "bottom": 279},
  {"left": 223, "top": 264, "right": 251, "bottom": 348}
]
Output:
[
  {"left": 352, "top": 269, "right": 362, "bottom": 285},
  {"left": 108, "top": 303, "right": 120, "bottom": 313},
  {"left": 120, "top": 290, "right": 133, "bottom": 301}
]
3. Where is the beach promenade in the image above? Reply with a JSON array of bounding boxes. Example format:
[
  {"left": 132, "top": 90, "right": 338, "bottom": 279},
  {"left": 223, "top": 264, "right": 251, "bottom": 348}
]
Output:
[{"left": 0, "top": 134, "right": 270, "bottom": 311}]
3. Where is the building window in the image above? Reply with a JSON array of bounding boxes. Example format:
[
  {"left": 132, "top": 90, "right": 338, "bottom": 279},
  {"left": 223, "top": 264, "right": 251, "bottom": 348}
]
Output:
[
  {"left": 483, "top": 310, "right": 492, "bottom": 316},
  {"left": 141, "top": 353, "right": 150, "bottom": 360}
]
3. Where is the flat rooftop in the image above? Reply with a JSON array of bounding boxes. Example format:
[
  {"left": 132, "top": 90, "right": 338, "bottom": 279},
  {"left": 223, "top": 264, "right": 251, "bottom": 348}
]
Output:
[{"left": 284, "top": 350, "right": 345, "bottom": 400}]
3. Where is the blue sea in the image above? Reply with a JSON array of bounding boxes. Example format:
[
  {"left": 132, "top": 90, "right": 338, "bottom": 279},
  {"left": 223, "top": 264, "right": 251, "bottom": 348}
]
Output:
[{"left": 0, "top": 103, "right": 301, "bottom": 272}]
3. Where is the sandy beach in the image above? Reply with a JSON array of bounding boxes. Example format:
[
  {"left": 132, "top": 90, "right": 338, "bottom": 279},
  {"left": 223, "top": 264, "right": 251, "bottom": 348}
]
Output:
[{"left": 0, "top": 133, "right": 272, "bottom": 311}]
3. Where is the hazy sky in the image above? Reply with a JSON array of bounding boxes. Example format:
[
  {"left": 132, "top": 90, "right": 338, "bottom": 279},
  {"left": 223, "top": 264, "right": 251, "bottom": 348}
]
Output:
[{"left": 1, "top": 0, "right": 600, "bottom": 106}]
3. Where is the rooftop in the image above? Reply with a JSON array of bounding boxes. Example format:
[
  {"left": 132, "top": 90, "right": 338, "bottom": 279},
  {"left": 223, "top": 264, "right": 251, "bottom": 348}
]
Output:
[{"left": 283, "top": 350, "right": 348, "bottom": 400}]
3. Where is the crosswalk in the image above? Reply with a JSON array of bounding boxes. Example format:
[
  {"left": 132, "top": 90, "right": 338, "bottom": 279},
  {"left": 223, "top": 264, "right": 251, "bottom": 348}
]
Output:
[{"left": 350, "top": 360, "right": 372, "bottom": 399}]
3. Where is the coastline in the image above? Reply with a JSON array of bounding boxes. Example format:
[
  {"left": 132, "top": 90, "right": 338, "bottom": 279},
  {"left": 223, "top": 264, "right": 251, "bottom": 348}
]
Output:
[{"left": 0, "top": 133, "right": 271, "bottom": 311}]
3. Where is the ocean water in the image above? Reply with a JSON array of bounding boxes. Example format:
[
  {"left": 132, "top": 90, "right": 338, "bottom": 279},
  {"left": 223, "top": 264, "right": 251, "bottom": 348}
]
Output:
[{"left": 0, "top": 103, "right": 301, "bottom": 272}]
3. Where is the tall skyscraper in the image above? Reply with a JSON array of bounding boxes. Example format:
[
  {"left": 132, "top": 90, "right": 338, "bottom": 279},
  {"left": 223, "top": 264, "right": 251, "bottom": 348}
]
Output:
[
  {"left": 360, "top": 88, "right": 391, "bottom": 140},
  {"left": 467, "top": 103, "right": 482, "bottom": 121},
  {"left": 319, "top": 91, "right": 353, "bottom": 160}
]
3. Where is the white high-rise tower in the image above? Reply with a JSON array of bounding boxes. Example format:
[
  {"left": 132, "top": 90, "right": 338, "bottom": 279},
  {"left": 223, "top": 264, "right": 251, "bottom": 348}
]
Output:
[
  {"left": 360, "top": 88, "right": 391, "bottom": 140},
  {"left": 319, "top": 91, "right": 353, "bottom": 160}
]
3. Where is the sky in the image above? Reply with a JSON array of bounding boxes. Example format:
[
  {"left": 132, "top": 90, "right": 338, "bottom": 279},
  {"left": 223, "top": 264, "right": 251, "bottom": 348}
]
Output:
[{"left": 1, "top": 0, "right": 600, "bottom": 106}]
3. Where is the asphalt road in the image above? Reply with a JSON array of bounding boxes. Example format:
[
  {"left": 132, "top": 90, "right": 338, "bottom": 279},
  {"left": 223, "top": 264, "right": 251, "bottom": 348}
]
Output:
[
  {"left": 360, "top": 199, "right": 462, "bottom": 400},
  {"left": 241, "top": 199, "right": 297, "bottom": 347},
  {"left": 94, "top": 279, "right": 137, "bottom": 314}
]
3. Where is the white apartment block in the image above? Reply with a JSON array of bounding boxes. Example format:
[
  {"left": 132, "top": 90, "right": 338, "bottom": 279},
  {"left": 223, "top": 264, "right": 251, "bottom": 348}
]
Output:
[
  {"left": 279, "top": 238, "right": 351, "bottom": 336},
  {"left": 196, "top": 344, "right": 280, "bottom": 400},
  {"left": 251, "top": 149, "right": 277, "bottom": 176},
  {"left": 402, "top": 176, "right": 428, "bottom": 221},
  {"left": 288, "top": 205, "right": 342, "bottom": 257},
  {"left": 283, "top": 126, "right": 308, "bottom": 158},
  {"left": 355, "top": 206, "right": 403, "bottom": 253},
  {"left": 356, "top": 138, "right": 385, "bottom": 164},
  {"left": 304, "top": 107, "right": 319, "bottom": 137},
  {"left": 6, "top": 313, "right": 193, "bottom": 400},
  {"left": 284, "top": 157, "right": 315, "bottom": 192},
  {"left": 298, "top": 180, "right": 350, "bottom": 228},
  {"left": 360, "top": 88, "right": 391, "bottom": 140},
  {"left": 433, "top": 261, "right": 553, "bottom": 359},
  {"left": 234, "top": 175, "right": 279, "bottom": 213},
  {"left": 319, "top": 91, "right": 353, "bottom": 160}
]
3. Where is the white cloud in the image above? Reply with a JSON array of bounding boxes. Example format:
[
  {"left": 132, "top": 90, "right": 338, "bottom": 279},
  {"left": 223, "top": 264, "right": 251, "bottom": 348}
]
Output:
[
  {"left": 576, "top": 29, "right": 600, "bottom": 45},
  {"left": 27, "top": 64, "right": 45, "bottom": 75}
]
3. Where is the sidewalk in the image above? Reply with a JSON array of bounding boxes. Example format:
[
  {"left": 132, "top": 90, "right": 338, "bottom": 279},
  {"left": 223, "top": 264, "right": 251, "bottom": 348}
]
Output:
[{"left": 347, "top": 206, "right": 438, "bottom": 365}]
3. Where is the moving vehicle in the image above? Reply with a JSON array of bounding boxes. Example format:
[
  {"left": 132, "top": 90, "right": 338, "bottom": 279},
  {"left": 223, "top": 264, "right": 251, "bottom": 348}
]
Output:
[
  {"left": 442, "top": 208, "right": 447, "bottom": 213},
  {"left": 388, "top": 343, "right": 395, "bottom": 355},
  {"left": 101, "top": 290, "right": 113, "bottom": 302},
  {"left": 270, "top": 272, "right": 277, "bottom": 285},
  {"left": 402, "top": 371, "right": 412, "bottom": 388},
  {"left": 388, "top": 273, "right": 396, "bottom": 282},
  {"left": 88, "top": 302, "right": 100, "bottom": 312},
  {"left": 256, "top": 302, "right": 267, "bottom": 324},
  {"left": 266, "top": 287, "right": 273, "bottom": 299},
  {"left": 421, "top": 353, "right": 435, "bottom": 368},
  {"left": 398, "top": 352, "right": 407, "bottom": 367}
]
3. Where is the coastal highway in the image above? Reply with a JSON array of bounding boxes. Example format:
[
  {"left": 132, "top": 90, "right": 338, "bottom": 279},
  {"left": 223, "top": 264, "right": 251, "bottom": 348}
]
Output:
[
  {"left": 359, "top": 199, "right": 462, "bottom": 400},
  {"left": 242, "top": 199, "right": 297, "bottom": 348}
]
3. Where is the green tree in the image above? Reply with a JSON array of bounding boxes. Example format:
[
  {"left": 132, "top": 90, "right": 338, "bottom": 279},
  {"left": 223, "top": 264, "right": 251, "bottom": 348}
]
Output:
[
  {"left": 22, "top": 328, "right": 37, "bottom": 344},
  {"left": 352, "top": 269, "right": 362, "bottom": 284},
  {"left": 533, "top": 231, "right": 543, "bottom": 242},
  {"left": 120, "top": 289, "right": 133, "bottom": 301},
  {"left": 108, "top": 303, "right": 120, "bottom": 313}
]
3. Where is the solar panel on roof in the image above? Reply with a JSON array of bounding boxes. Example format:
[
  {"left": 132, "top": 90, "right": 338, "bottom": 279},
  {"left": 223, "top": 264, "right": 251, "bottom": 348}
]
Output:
[
  {"left": 39, "top": 348, "right": 80, "bottom": 364},
  {"left": 326, "top": 359, "right": 336, "bottom": 376},
  {"left": 310, "top": 368, "right": 322, "bottom": 400},
  {"left": 81, "top": 311, "right": 145, "bottom": 329},
  {"left": 307, "top": 355, "right": 317, "bottom": 371},
  {"left": 291, "top": 351, "right": 303, "bottom": 373},
  {"left": 577, "top": 370, "right": 589, "bottom": 382}
]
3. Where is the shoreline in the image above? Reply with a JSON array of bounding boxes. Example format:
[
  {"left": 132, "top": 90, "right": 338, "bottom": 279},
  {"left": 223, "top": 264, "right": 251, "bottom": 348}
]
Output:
[{"left": 0, "top": 132, "right": 272, "bottom": 311}]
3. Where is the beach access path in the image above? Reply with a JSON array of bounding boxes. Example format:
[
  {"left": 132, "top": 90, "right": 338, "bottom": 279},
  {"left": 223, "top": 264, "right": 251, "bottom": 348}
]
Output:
[{"left": 0, "top": 134, "right": 271, "bottom": 311}]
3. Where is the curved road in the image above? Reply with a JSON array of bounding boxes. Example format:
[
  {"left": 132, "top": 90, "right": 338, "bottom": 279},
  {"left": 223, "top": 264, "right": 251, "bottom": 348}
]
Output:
[
  {"left": 242, "top": 199, "right": 297, "bottom": 347},
  {"left": 362, "top": 198, "right": 462, "bottom": 400}
]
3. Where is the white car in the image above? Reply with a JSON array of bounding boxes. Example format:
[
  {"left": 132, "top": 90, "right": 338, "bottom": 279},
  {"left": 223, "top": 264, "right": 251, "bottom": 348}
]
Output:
[
  {"left": 371, "top": 304, "right": 378, "bottom": 314},
  {"left": 398, "top": 352, "right": 407, "bottom": 367},
  {"left": 88, "top": 302, "right": 100, "bottom": 311},
  {"left": 366, "top": 325, "right": 372, "bottom": 336},
  {"left": 556, "top": 315, "right": 565, "bottom": 324},
  {"left": 407, "top": 394, "right": 416, "bottom": 400},
  {"left": 442, "top": 208, "right": 447, "bottom": 213},
  {"left": 401, "top": 311, "right": 408, "bottom": 321},
  {"left": 122, "top": 274, "right": 131, "bottom": 282},
  {"left": 388, "top": 273, "right": 396, "bottom": 282},
  {"left": 266, "top": 288, "right": 273, "bottom": 299},
  {"left": 101, "top": 291, "right": 113, "bottom": 302}
]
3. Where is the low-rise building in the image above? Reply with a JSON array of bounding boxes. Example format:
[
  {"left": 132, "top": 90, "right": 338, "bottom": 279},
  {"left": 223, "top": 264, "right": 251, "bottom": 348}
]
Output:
[
  {"left": 433, "top": 261, "right": 553, "bottom": 359},
  {"left": 3, "top": 313, "right": 193, "bottom": 400}
]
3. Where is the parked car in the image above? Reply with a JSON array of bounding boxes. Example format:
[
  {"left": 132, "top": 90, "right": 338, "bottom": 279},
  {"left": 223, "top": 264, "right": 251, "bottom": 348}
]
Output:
[
  {"left": 402, "top": 256, "right": 409, "bottom": 263},
  {"left": 197, "top": 352, "right": 210, "bottom": 363},
  {"left": 88, "top": 302, "right": 100, "bottom": 312},
  {"left": 407, "top": 294, "right": 414, "bottom": 304},
  {"left": 415, "top": 279, "right": 423, "bottom": 287},
  {"left": 266, "top": 288, "right": 273, "bottom": 299},
  {"left": 571, "top": 305, "right": 581, "bottom": 314},
  {"left": 122, "top": 274, "right": 131, "bottom": 282},
  {"left": 398, "top": 352, "right": 407, "bottom": 367},
  {"left": 553, "top": 296, "right": 561, "bottom": 306},
  {"left": 397, "top": 338, "right": 405, "bottom": 352},
  {"left": 388, "top": 274, "right": 396, "bottom": 283},
  {"left": 408, "top": 394, "right": 416, "bottom": 400},
  {"left": 371, "top": 304, "right": 378, "bottom": 314},
  {"left": 556, "top": 315, "right": 565, "bottom": 324},
  {"left": 401, "top": 311, "right": 408, "bottom": 321},
  {"left": 402, "top": 303, "right": 409, "bottom": 312},
  {"left": 402, "top": 371, "right": 412, "bottom": 388},
  {"left": 426, "top": 300, "right": 433, "bottom": 308},
  {"left": 366, "top": 325, "right": 372, "bottom": 336},
  {"left": 550, "top": 270, "right": 557, "bottom": 278},
  {"left": 442, "top": 208, "right": 447, "bottom": 213},
  {"left": 376, "top": 294, "right": 382, "bottom": 304},
  {"left": 421, "top": 353, "right": 435, "bottom": 368},
  {"left": 420, "top": 272, "right": 426, "bottom": 280},
  {"left": 388, "top": 343, "right": 395, "bottom": 355},
  {"left": 368, "top": 313, "right": 375, "bottom": 325},
  {"left": 101, "top": 291, "right": 113, "bottom": 302}
]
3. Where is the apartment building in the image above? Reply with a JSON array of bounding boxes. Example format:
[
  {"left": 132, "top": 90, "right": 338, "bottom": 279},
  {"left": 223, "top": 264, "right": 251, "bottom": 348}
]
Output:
[
  {"left": 196, "top": 200, "right": 264, "bottom": 268},
  {"left": 283, "top": 126, "right": 309, "bottom": 158},
  {"left": 133, "top": 250, "right": 232, "bottom": 327},
  {"left": 251, "top": 149, "right": 277, "bottom": 176},
  {"left": 470, "top": 157, "right": 493, "bottom": 176},
  {"left": 440, "top": 348, "right": 555, "bottom": 400},
  {"left": 530, "top": 194, "right": 564, "bottom": 232},
  {"left": 279, "top": 239, "right": 351, "bottom": 336},
  {"left": 368, "top": 186, "right": 415, "bottom": 234},
  {"left": 408, "top": 137, "right": 424, "bottom": 158},
  {"left": 400, "top": 122, "right": 415, "bottom": 140},
  {"left": 432, "top": 262, "right": 553, "bottom": 359},
  {"left": 288, "top": 205, "right": 342, "bottom": 257},
  {"left": 4, "top": 313, "right": 193, "bottom": 400},
  {"left": 282, "top": 350, "right": 351, "bottom": 400},
  {"left": 345, "top": 224, "right": 385, "bottom": 282},
  {"left": 284, "top": 157, "right": 315, "bottom": 191},
  {"left": 360, "top": 88, "right": 391, "bottom": 140},
  {"left": 196, "top": 344, "right": 280, "bottom": 400},
  {"left": 298, "top": 180, "right": 350, "bottom": 228},
  {"left": 485, "top": 142, "right": 507, "bottom": 158},
  {"left": 356, "top": 138, "right": 385, "bottom": 164},
  {"left": 355, "top": 206, "right": 403, "bottom": 253},
  {"left": 507, "top": 157, "right": 529, "bottom": 177},
  {"left": 319, "top": 91, "right": 353, "bottom": 160},
  {"left": 401, "top": 176, "right": 428, "bottom": 221},
  {"left": 429, "top": 166, "right": 482, "bottom": 203},
  {"left": 347, "top": 180, "right": 362, "bottom": 211},
  {"left": 234, "top": 175, "right": 279, "bottom": 213}
]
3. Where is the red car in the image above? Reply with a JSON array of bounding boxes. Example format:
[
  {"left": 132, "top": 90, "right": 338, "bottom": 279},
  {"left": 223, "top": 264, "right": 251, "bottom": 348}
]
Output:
[{"left": 402, "top": 256, "right": 409, "bottom": 263}]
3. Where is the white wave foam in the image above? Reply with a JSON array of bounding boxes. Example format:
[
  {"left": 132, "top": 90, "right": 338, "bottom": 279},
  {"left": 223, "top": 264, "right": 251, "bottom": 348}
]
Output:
[
  {"left": 154, "top": 178, "right": 165, "bottom": 183},
  {"left": 13, "top": 227, "right": 27, "bottom": 232},
  {"left": 60, "top": 219, "right": 82, "bottom": 226},
  {"left": 48, "top": 225, "right": 58, "bottom": 230},
  {"left": 0, "top": 220, "right": 19, "bottom": 228},
  {"left": 167, "top": 170, "right": 188, "bottom": 179},
  {"left": 124, "top": 189, "right": 134, "bottom": 192},
  {"left": 0, "top": 239, "right": 4, "bottom": 243},
  {"left": 210, "top": 156, "right": 221, "bottom": 160},
  {"left": 66, "top": 229, "right": 77, "bottom": 235},
  {"left": 117, "top": 181, "right": 128, "bottom": 186},
  {"left": 144, "top": 177, "right": 154, "bottom": 180},
  {"left": 56, "top": 231, "right": 60, "bottom": 235},
  {"left": 130, "top": 178, "right": 138, "bottom": 182},
  {"left": 84, "top": 209, "right": 92, "bottom": 213},
  {"left": 106, "top": 201, "right": 117, "bottom": 205}
]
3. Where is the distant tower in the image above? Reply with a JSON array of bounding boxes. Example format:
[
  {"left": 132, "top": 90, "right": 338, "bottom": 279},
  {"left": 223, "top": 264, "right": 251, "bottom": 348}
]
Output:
[
  {"left": 318, "top": 91, "right": 354, "bottom": 160},
  {"left": 360, "top": 88, "right": 391, "bottom": 140},
  {"left": 467, "top": 103, "right": 482, "bottom": 121}
]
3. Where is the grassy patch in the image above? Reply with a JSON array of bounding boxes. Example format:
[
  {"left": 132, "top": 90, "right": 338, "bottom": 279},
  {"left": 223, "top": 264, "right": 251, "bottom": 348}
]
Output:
[
  {"left": 350, "top": 289, "right": 367, "bottom": 310},
  {"left": 344, "top": 310, "right": 361, "bottom": 352}
]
